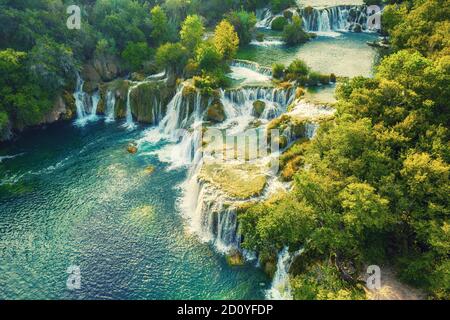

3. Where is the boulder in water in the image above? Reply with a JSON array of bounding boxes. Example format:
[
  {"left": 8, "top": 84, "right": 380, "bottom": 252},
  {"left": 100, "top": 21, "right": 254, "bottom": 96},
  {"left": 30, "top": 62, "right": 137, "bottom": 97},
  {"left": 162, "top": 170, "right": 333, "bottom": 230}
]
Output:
[
  {"left": 205, "top": 100, "right": 225, "bottom": 123},
  {"left": 226, "top": 250, "right": 245, "bottom": 266},
  {"left": 127, "top": 143, "right": 138, "bottom": 154},
  {"left": 295, "top": 87, "right": 306, "bottom": 99},
  {"left": 145, "top": 165, "right": 155, "bottom": 175},
  {"left": 252, "top": 100, "right": 266, "bottom": 118},
  {"left": 351, "top": 23, "right": 362, "bottom": 33}
]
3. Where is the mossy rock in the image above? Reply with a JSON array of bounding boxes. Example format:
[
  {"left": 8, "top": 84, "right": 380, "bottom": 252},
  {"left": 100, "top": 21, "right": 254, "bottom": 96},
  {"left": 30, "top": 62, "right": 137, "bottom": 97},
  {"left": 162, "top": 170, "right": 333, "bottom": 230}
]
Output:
[
  {"left": 83, "top": 81, "right": 99, "bottom": 94},
  {"left": 199, "top": 162, "right": 267, "bottom": 199},
  {"left": 127, "top": 143, "right": 138, "bottom": 154},
  {"left": 352, "top": 23, "right": 362, "bottom": 33},
  {"left": 182, "top": 84, "right": 197, "bottom": 98},
  {"left": 256, "top": 33, "right": 265, "bottom": 42},
  {"left": 303, "top": 6, "right": 314, "bottom": 16},
  {"left": 131, "top": 72, "right": 145, "bottom": 81},
  {"left": 101, "top": 80, "right": 130, "bottom": 119},
  {"left": 295, "top": 87, "right": 306, "bottom": 99},
  {"left": 205, "top": 100, "right": 225, "bottom": 123},
  {"left": 130, "top": 81, "right": 173, "bottom": 123},
  {"left": 252, "top": 100, "right": 266, "bottom": 118},
  {"left": 145, "top": 165, "right": 155, "bottom": 175},
  {"left": 277, "top": 81, "right": 293, "bottom": 90},
  {"left": 97, "top": 96, "right": 106, "bottom": 115},
  {"left": 260, "top": 251, "right": 278, "bottom": 278},
  {"left": 62, "top": 91, "right": 76, "bottom": 120},
  {"left": 226, "top": 250, "right": 245, "bottom": 266}
]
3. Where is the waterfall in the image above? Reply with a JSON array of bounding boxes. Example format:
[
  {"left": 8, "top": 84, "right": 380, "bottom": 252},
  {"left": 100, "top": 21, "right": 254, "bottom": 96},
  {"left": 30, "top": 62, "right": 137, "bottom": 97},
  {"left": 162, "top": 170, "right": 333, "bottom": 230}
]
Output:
[
  {"left": 73, "top": 73, "right": 100, "bottom": 126},
  {"left": 124, "top": 85, "right": 136, "bottom": 130},
  {"left": 231, "top": 60, "right": 273, "bottom": 77},
  {"left": 300, "top": 5, "right": 369, "bottom": 33},
  {"left": 255, "top": 8, "right": 298, "bottom": 29},
  {"left": 138, "top": 84, "right": 296, "bottom": 253},
  {"left": 105, "top": 91, "right": 116, "bottom": 122},
  {"left": 255, "top": 8, "right": 275, "bottom": 29},
  {"left": 91, "top": 91, "right": 100, "bottom": 118},
  {"left": 74, "top": 73, "right": 88, "bottom": 125},
  {"left": 266, "top": 247, "right": 303, "bottom": 300}
]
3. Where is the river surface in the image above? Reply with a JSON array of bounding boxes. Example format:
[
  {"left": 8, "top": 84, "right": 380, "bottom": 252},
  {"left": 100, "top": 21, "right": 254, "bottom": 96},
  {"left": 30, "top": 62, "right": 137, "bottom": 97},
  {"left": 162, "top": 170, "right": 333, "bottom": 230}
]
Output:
[
  {"left": 239, "top": 32, "right": 379, "bottom": 78},
  {"left": 0, "top": 121, "right": 269, "bottom": 299}
]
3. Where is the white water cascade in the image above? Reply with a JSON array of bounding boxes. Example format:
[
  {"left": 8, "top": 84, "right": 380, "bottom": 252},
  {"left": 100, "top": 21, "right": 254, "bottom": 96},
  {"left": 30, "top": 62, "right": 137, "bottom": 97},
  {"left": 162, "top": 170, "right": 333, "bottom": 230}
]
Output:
[
  {"left": 105, "top": 91, "right": 116, "bottom": 122},
  {"left": 231, "top": 60, "right": 273, "bottom": 77},
  {"left": 138, "top": 84, "right": 296, "bottom": 253},
  {"left": 255, "top": 8, "right": 298, "bottom": 29},
  {"left": 256, "top": 6, "right": 370, "bottom": 33},
  {"left": 124, "top": 85, "right": 136, "bottom": 129},
  {"left": 266, "top": 247, "right": 303, "bottom": 300},
  {"left": 73, "top": 73, "right": 100, "bottom": 126},
  {"left": 300, "top": 5, "right": 369, "bottom": 33}
]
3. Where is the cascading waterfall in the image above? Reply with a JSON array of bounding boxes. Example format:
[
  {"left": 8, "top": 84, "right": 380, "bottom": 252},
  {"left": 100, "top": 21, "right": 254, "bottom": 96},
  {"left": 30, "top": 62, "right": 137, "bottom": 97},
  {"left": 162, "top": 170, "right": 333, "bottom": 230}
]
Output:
[
  {"left": 266, "top": 247, "right": 303, "bottom": 300},
  {"left": 231, "top": 60, "right": 273, "bottom": 77},
  {"left": 105, "top": 91, "right": 116, "bottom": 122},
  {"left": 124, "top": 85, "right": 135, "bottom": 129},
  {"left": 73, "top": 73, "right": 100, "bottom": 126},
  {"left": 255, "top": 6, "right": 370, "bottom": 33},
  {"left": 300, "top": 5, "right": 369, "bottom": 32},
  {"left": 139, "top": 84, "right": 296, "bottom": 253},
  {"left": 255, "top": 8, "right": 298, "bottom": 29},
  {"left": 91, "top": 91, "right": 100, "bottom": 118},
  {"left": 180, "top": 86, "right": 295, "bottom": 251}
]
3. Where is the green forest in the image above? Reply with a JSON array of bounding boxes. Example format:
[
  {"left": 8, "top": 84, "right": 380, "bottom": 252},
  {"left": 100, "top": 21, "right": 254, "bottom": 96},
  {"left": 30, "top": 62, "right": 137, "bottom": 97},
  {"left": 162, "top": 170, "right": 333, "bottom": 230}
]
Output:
[{"left": 0, "top": 0, "right": 448, "bottom": 300}]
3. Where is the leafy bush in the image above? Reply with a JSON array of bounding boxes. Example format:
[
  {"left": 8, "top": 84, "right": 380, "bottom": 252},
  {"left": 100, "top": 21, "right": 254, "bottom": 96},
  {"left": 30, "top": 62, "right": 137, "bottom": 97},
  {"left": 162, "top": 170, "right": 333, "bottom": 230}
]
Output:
[
  {"left": 307, "top": 72, "right": 321, "bottom": 86},
  {"left": 286, "top": 59, "right": 309, "bottom": 79},
  {"left": 271, "top": 0, "right": 296, "bottom": 13},
  {"left": 225, "top": 10, "right": 257, "bottom": 46},
  {"left": 283, "top": 16, "right": 310, "bottom": 46},
  {"left": 271, "top": 16, "right": 288, "bottom": 31},
  {"left": 155, "top": 43, "right": 188, "bottom": 75},
  {"left": 121, "top": 42, "right": 152, "bottom": 71},
  {"left": 272, "top": 63, "right": 285, "bottom": 79}
]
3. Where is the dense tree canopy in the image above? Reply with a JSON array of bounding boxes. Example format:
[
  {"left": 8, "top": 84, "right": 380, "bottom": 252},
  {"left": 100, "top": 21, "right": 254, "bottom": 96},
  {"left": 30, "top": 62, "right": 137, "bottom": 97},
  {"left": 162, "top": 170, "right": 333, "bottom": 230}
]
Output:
[{"left": 240, "top": 0, "right": 450, "bottom": 300}]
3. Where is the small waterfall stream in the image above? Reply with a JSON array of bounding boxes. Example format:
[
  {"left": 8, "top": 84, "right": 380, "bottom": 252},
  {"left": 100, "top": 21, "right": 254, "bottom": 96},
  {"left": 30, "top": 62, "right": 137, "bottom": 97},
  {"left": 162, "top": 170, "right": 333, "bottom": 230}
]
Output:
[
  {"left": 73, "top": 73, "right": 100, "bottom": 126},
  {"left": 256, "top": 5, "right": 370, "bottom": 33},
  {"left": 124, "top": 85, "right": 136, "bottom": 129},
  {"left": 105, "top": 91, "right": 116, "bottom": 122},
  {"left": 266, "top": 247, "right": 303, "bottom": 300}
]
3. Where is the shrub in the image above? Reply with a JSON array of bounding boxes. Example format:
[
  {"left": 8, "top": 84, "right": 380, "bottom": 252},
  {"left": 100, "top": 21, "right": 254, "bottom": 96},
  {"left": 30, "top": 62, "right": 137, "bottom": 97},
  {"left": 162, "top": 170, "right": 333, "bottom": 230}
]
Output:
[
  {"left": 319, "top": 74, "right": 330, "bottom": 85},
  {"left": 330, "top": 73, "right": 337, "bottom": 83},
  {"left": 283, "top": 16, "right": 310, "bottom": 46},
  {"left": 256, "top": 33, "right": 265, "bottom": 42},
  {"left": 286, "top": 59, "right": 309, "bottom": 79},
  {"left": 271, "top": 16, "right": 288, "bottom": 31},
  {"left": 307, "top": 72, "right": 321, "bottom": 86},
  {"left": 121, "top": 42, "right": 152, "bottom": 71},
  {"left": 272, "top": 63, "right": 285, "bottom": 79}
]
